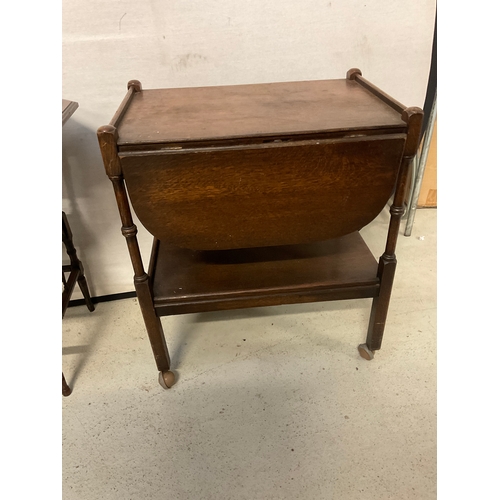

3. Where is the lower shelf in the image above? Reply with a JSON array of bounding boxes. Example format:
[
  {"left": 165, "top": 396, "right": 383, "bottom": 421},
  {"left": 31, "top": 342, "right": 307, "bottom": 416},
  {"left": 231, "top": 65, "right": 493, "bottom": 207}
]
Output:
[{"left": 151, "top": 232, "right": 380, "bottom": 316}]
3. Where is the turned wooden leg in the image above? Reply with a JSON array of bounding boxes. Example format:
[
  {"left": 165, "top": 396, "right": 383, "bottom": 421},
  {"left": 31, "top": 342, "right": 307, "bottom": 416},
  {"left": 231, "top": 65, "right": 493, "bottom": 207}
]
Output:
[
  {"left": 135, "top": 277, "right": 176, "bottom": 388},
  {"left": 63, "top": 212, "right": 94, "bottom": 312},
  {"left": 62, "top": 373, "right": 72, "bottom": 397},
  {"left": 359, "top": 256, "right": 397, "bottom": 360},
  {"left": 357, "top": 106, "right": 423, "bottom": 361},
  {"left": 77, "top": 269, "right": 95, "bottom": 312},
  {"left": 98, "top": 127, "right": 176, "bottom": 389}
]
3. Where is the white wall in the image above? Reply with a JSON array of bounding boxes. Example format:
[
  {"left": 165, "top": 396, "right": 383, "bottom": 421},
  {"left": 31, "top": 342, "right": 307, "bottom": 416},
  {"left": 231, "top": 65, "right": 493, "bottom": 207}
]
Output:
[{"left": 62, "top": 0, "right": 436, "bottom": 298}]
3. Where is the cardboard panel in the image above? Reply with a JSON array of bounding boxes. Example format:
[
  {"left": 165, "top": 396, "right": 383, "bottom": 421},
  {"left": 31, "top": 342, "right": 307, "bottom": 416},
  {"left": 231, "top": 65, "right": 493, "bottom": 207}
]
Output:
[{"left": 417, "top": 117, "right": 437, "bottom": 207}]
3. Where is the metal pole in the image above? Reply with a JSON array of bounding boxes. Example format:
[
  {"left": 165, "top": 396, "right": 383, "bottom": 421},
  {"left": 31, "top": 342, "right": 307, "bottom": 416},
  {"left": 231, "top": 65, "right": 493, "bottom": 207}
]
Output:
[{"left": 404, "top": 93, "right": 437, "bottom": 236}]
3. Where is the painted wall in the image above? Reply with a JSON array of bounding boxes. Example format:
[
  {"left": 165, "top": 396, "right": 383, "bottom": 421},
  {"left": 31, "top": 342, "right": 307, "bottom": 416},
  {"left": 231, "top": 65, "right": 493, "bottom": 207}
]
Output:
[{"left": 62, "top": 0, "right": 436, "bottom": 298}]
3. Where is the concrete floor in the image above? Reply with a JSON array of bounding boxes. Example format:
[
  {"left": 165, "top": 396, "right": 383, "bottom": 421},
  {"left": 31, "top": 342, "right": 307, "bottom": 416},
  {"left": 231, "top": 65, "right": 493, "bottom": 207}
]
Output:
[{"left": 62, "top": 208, "right": 436, "bottom": 500}]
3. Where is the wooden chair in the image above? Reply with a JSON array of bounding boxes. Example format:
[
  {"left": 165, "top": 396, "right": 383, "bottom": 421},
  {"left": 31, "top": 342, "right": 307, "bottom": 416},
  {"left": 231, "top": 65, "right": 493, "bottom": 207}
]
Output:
[
  {"left": 97, "top": 69, "right": 422, "bottom": 390},
  {"left": 62, "top": 211, "right": 95, "bottom": 396}
]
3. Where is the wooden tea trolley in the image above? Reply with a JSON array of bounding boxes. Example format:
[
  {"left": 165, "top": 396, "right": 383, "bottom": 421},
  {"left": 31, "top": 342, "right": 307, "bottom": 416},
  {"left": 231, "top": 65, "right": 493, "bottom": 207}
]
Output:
[{"left": 97, "top": 69, "right": 422, "bottom": 389}]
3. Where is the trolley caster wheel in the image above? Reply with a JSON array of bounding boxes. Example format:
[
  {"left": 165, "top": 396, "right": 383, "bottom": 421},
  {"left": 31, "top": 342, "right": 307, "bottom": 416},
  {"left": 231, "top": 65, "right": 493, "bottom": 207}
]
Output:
[
  {"left": 158, "top": 370, "right": 176, "bottom": 389},
  {"left": 358, "top": 343, "right": 374, "bottom": 360}
]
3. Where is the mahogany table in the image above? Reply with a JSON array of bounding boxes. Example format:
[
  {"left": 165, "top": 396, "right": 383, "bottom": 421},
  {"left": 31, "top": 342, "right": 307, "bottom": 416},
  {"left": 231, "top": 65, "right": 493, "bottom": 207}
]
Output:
[{"left": 98, "top": 69, "right": 422, "bottom": 389}]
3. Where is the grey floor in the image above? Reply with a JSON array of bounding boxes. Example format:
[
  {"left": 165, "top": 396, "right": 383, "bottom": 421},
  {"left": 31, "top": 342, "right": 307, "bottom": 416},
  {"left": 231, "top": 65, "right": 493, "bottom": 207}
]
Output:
[{"left": 62, "top": 208, "right": 436, "bottom": 500}]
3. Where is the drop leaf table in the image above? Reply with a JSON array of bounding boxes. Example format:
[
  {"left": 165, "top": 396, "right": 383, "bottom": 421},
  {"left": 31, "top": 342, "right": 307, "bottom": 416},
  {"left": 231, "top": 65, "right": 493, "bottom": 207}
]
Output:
[{"left": 97, "top": 69, "right": 422, "bottom": 389}]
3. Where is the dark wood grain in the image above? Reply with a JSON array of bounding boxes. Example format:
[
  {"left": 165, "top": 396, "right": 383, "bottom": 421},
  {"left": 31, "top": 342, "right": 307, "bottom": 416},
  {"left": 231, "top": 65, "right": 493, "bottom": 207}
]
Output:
[
  {"left": 116, "top": 79, "right": 406, "bottom": 146},
  {"left": 63, "top": 100, "right": 88, "bottom": 397},
  {"left": 120, "top": 135, "right": 405, "bottom": 250},
  {"left": 62, "top": 212, "right": 94, "bottom": 316},
  {"left": 365, "top": 106, "right": 423, "bottom": 353},
  {"left": 366, "top": 255, "right": 397, "bottom": 351},
  {"left": 152, "top": 232, "right": 379, "bottom": 315},
  {"left": 62, "top": 211, "right": 94, "bottom": 397},
  {"left": 97, "top": 70, "right": 424, "bottom": 383},
  {"left": 109, "top": 88, "right": 135, "bottom": 129},
  {"left": 98, "top": 123, "right": 173, "bottom": 374},
  {"left": 97, "top": 125, "right": 121, "bottom": 177},
  {"left": 347, "top": 69, "right": 406, "bottom": 114}
]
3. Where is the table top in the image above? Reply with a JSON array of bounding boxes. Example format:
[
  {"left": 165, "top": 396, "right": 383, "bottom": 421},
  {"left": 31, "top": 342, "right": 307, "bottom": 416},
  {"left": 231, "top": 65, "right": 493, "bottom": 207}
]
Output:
[
  {"left": 116, "top": 78, "right": 406, "bottom": 146},
  {"left": 62, "top": 99, "right": 79, "bottom": 126}
]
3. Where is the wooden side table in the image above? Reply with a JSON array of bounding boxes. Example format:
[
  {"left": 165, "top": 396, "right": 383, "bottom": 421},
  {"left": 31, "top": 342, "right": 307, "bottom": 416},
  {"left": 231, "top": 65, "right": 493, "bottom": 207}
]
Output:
[
  {"left": 62, "top": 99, "right": 94, "bottom": 396},
  {"left": 97, "top": 69, "right": 422, "bottom": 390}
]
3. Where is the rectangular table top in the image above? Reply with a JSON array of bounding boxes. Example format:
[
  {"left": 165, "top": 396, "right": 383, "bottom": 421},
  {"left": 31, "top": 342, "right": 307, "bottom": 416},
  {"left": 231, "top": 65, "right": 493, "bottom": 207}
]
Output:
[{"left": 116, "top": 78, "right": 406, "bottom": 146}]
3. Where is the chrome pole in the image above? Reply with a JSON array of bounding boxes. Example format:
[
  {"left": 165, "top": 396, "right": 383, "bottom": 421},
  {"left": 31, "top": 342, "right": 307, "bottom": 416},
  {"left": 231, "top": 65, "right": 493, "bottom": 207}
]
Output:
[{"left": 404, "top": 93, "right": 437, "bottom": 236}]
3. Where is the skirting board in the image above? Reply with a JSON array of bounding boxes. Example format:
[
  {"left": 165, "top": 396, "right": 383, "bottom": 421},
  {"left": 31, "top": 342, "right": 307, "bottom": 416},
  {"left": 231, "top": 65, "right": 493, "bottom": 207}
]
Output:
[{"left": 68, "top": 291, "right": 136, "bottom": 308}]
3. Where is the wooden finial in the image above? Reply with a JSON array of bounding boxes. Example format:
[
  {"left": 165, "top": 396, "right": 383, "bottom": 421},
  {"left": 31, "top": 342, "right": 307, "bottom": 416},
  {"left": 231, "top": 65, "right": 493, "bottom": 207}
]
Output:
[
  {"left": 346, "top": 68, "right": 362, "bottom": 80},
  {"left": 401, "top": 106, "right": 424, "bottom": 124},
  {"left": 96, "top": 124, "right": 121, "bottom": 177},
  {"left": 127, "top": 80, "right": 142, "bottom": 92},
  {"left": 97, "top": 124, "right": 117, "bottom": 136},
  {"left": 402, "top": 106, "right": 424, "bottom": 157}
]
